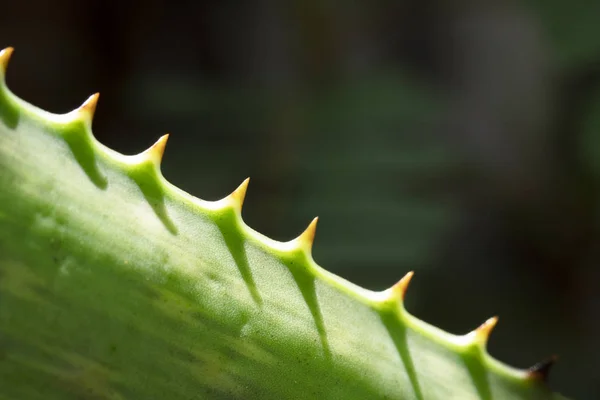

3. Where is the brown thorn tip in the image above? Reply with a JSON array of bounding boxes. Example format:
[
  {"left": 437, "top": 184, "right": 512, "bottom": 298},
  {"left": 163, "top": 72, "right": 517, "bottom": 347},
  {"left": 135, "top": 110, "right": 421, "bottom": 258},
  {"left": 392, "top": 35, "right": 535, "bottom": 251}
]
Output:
[
  {"left": 474, "top": 316, "right": 498, "bottom": 343},
  {"left": 527, "top": 355, "right": 558, "bottom": 382},
  {"left": 148, "top": 134, "right": 170, "bottom": 162},
  {"left": 80, "top": 93, "right": 100, "bottom": 116},
  {"left": 392, "top": 271, "right": 414, "bottom": 300},
  {"left": 230, "top": 178, "right": 250, "bottom": 207},
  {"left": 0, "top": 47, "right": 14, "bottom": 70}
]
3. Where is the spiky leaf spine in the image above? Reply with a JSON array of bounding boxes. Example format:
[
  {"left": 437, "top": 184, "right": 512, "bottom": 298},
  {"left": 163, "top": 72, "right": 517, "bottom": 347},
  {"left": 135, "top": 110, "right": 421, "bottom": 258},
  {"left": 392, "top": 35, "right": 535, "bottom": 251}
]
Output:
[{"left": 0, "top": 47, "right": 569, "bottom": 399}]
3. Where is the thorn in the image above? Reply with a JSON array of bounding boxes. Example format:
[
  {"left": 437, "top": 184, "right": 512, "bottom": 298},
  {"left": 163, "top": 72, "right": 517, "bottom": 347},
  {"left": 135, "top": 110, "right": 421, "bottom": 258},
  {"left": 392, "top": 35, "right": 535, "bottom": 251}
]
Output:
[
  {"left": 80, "top": 93, "right": 99, "bottom": 115},
  {"left": 296, "top": 217, "right": 319, "bottom": 250},
  {"left": 145, "top": 134, "right": 170, "bottom": 165},
  {"left": 527, "top": 355, "right": 558, "bottom": 382},
  {"left": 472, "top": 316, "right": 498, "bottom": 346},
  {"left": 77, "top": 93, "right": 100, "bottom": 122},
  {"left": 229, "top": 178, "right": 250, "bottom": 209},
  {"left": 0, "top": 47, "right": 14, "bottom": 75},
  {"left": 391, "top": 271, "right": 414, "bottom": 301}
]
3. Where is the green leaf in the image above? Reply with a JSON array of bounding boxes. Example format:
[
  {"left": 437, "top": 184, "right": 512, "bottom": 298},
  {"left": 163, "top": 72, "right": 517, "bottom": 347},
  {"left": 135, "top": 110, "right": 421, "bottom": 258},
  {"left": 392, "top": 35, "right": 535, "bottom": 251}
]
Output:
[{"left": 0, "top": 47, "right": 568, "bottom": 399}]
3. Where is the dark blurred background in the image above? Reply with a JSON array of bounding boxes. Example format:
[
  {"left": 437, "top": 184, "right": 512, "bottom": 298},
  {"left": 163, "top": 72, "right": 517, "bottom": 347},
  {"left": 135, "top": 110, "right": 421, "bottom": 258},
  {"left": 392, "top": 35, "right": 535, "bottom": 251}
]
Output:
[{"left": 1, "top": 1, "right": 598, "bottom": 398}]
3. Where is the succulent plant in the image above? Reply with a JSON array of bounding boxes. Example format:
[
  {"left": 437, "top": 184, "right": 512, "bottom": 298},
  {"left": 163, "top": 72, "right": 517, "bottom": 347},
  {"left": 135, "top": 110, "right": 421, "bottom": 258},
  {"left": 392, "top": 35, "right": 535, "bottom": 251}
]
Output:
[{"left": 0, "top": 47, "right": 570, "bottom": 399}]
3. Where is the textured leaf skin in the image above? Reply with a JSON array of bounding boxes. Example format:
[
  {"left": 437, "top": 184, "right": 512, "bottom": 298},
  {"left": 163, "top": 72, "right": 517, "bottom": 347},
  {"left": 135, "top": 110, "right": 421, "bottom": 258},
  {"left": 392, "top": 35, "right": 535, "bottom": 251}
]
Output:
[{"left": 0, "top": 48, "right": 569, "bottom": 399}]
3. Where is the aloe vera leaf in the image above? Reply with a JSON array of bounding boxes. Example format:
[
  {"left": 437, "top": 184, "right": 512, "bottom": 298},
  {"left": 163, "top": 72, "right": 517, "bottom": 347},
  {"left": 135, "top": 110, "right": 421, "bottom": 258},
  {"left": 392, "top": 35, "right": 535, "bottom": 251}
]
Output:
[{"left": 0, "top": 47, "right": 569, "bottom": 400}]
